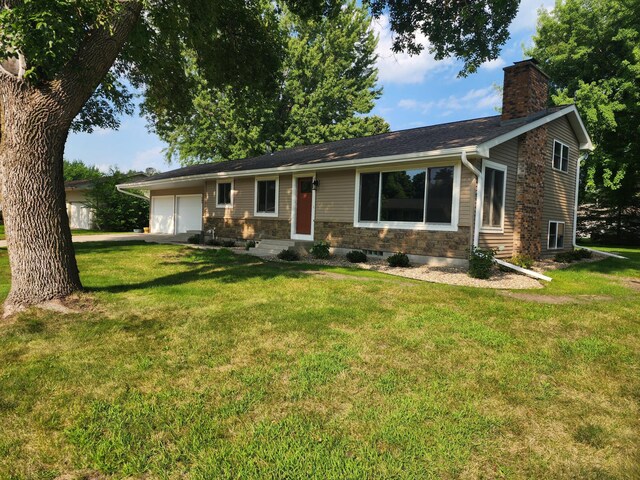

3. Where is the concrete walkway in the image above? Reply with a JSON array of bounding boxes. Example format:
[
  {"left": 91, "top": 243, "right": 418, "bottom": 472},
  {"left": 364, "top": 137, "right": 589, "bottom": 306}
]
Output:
[{"left": 0, "top": 233, "right": 182, "bottom": 248}]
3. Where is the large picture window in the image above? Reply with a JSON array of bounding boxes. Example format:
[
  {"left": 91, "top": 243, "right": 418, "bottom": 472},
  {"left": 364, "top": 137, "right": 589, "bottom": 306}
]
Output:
[
  {"left": 356, "top": 165, "right": 457, "bottom": 230},
  {"left": 552, "top": 140, "right": 569, "bottom": 172},
  {"left": 255, "top": 178, "right": 278, "bottom": 216},
  {"left": 482, "top": 164, "right": 506, "bottom": 229}
]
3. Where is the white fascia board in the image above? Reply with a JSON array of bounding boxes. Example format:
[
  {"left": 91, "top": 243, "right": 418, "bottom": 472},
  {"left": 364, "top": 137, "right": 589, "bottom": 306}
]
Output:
[
  {"left": 116, "top": 145, "right": 480, "bottom": 190},
  {"left": 476, "top": 105, "right": 594, "bottom": 157}
]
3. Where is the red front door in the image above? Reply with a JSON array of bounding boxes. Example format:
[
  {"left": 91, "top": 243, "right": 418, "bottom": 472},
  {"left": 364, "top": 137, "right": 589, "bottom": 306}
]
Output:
[{"left": 296, "top": 177, "right": 313, "bottom": 235}]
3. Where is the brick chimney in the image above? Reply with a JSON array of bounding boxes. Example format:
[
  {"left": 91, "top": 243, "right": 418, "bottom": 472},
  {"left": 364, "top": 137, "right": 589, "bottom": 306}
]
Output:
[{"left": 501, "top": 59, "right": 549, "bottom": 121}]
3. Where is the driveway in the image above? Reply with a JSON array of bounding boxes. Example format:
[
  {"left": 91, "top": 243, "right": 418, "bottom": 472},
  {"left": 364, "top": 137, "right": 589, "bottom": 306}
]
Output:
[{"left": 0, "top": 233, "right": 184, "bottom": 248}]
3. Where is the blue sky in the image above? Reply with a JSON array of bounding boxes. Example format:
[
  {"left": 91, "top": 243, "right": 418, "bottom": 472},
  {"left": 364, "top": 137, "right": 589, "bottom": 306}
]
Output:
[{"left": 64, "top": 0, "right": 553, "bottom": 174}]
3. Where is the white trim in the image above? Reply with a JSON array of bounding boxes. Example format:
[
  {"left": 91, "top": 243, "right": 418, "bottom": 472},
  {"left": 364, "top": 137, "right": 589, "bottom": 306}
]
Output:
[
  {"left": 215, "top": 179, "right": 234, "bottom": 208},
  {"left": 547, "top": 220, "right": 566, "bottom": 250},
  {"left": 254, "top": 176, "right": 279, "bottom": 217},
  {"left": 551, "top": 139, "right": 570, "bottom": 173},
  {"left": 118, "top": 148, "right": 478, "bottom": 190},
  {"left": 495, "top": 259, "right": 552, "bottom": 282},
  {"left": 352, "top": 160, "right": 461, "bottom": 232},
  {"left": 290, "top": 173, "right": 316, "bottom": 241},
  {"left": 476, "top": 105, "right": 593, "bottom": 157},
  {"left": 479, "top": 159, "right": 507, "bottom": 233}
]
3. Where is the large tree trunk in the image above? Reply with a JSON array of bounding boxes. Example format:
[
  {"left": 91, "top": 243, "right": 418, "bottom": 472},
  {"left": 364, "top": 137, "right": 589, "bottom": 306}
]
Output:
[
  {"left": 0, "top": 1, "right": 142, "bottom": 316},
  {"left": 0, "top": 86, "right": 81, "bottom": 316}
]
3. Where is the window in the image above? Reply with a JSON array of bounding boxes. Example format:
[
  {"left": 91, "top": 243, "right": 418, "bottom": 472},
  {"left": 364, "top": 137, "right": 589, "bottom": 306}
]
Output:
[
  {"left": 255, "top": 178, "right": 278, "bottom": 216},
  {"left": 482, "top": 164, "right": 506, "bottom": 229},
  {"left": 548, "top": 221, "right": 565, "bottom": 249},
  {"left": 552, "top": 140, "right": 569, "bottom": 172},
  {"left": 356, "top": 165, "right": 458, "bottom": 230},
  {"left": 216, "top": 181, "right": 232, "bottom": 207}
]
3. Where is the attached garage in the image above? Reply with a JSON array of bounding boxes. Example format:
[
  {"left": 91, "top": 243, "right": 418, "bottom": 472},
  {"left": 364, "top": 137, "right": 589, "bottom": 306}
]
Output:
[
  {"left": 150, "top": 193, "right": 203, "bottom": 234},
  {"left": 68, "top": 202, "right": 94, "bottom": 230}
]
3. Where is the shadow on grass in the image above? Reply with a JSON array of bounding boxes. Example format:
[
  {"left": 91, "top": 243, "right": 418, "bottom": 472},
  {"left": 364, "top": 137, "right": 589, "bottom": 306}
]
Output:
[{"left": 87, "top": 247, "right": 316, "bottom": 293}]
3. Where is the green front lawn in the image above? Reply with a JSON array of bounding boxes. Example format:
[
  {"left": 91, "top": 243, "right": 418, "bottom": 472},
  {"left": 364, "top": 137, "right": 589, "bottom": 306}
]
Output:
[{"left": 0, "top": 243, "right": 638, "bottom": 479}]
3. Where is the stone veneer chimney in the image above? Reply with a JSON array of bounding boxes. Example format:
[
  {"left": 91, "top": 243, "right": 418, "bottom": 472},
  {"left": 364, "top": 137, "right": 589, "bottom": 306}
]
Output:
[
  {"left": 503, "top": 59, "right": 550, "bottom": 259},
  {"left": 501, "top": 59, "right": 549, "bottom": 121}
]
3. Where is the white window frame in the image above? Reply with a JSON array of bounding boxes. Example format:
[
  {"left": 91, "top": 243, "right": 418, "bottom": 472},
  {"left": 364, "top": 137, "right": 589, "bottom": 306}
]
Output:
[
  {"left": 547, "top": 220, "right": 565, "bottom": 250},
  {"left": 254, "top": 176, "right": 279, "bottom": 217},
  {"left": 352, "top": 160, "right": 460, "bottom": 232},
  {"left": 215, "top": 179, "right": 234, "bottom": 208},
  {"left": 290, "top": 173, "right": 316, "bottom": 241},
  {"left": 552, "top": 139, "right": 569, "bottom": 173},
  {"left": 479, "top": 159, "right": 507, "bottom": 233}
]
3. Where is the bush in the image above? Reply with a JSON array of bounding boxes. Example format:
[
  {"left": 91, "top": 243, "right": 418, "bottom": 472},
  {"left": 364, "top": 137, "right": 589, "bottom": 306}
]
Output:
[
  {"left": 245, "top": 240, "right": 256, "bottom": 250},
  {"left": 507, "top": 253, "right": 535, "bottom": 269},
  {"left": 468, "top": 246, "right": 495, "bottom": 279},
  {"left": 346, "top": 250, "right": 367, "bottom": 263},
  {"left": 277, "top": 248, "right": 300, "bottom": 261},
  {"left": 222, "top": 240, "right": 236, "bottom": 248},
  {"left": 310, "top": 241, "right": 330, "bottom": 259},
  {"left": 387, "top": 252, "right": 410, "bottom": 268},
  {"left": 554, "top": 248, "right": 593, "bottom": 263},
  {"left": 187, "top": 234, "right": 201, "bottom": 244},
  {"left": 205, "top": 238, "right": 222, "bottom": 246}
]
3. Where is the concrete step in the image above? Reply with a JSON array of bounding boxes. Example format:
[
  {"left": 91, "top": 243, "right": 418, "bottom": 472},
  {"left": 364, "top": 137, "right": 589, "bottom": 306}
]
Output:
[{"left": 255, "top": 239, "right": 295, "bottom": 248}]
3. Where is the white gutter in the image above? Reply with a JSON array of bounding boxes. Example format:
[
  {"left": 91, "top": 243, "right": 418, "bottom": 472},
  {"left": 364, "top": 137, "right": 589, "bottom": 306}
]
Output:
[
  {"left": 116, "top": 185, "right": 150, "bottom": 202},
  {"left": 117, "top": 146, "right": 480, "bottom": 190},
  {"left": 460, "top": 151, "right": 483, "bottom": 247},
  {"left": 571, "top": 153, "right": 627, "bottom": 259}
]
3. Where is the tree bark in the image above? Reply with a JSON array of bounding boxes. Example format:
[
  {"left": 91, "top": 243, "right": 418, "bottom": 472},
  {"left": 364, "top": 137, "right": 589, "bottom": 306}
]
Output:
[{"left": 0, "top": 1, "right": 142, "bottom": 316}]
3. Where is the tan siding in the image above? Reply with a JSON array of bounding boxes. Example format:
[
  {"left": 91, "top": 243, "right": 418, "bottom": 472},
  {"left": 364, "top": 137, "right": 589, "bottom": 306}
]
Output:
[
  {"left": 315, "top": 169, "right": 356, "bottom": 223},
  {"left": 150, "top": 187, "right": 204, "bottom": 197},
  {"left": 278, "top": 175, "right": 292, "bottom": 220},
  {"left": 479, "top": 138, "right": 518, "bottom": 258},
  {"left": 231, "top": 177, "right": 254, "bottom": 219},
  {"left": 65, "top": 190, "right": 88, "bottom": 203},
  {"left": 542, "top": 116, "right": 579, "bottom": 255},
  {"left": 458, "top": 166, "right": 474, "bottom": 227}
]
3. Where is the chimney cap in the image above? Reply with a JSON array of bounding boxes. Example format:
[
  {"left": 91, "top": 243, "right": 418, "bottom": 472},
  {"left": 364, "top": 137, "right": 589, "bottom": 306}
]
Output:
[{"left": 503, "top": 58, "right": 550, "bottom": 79}]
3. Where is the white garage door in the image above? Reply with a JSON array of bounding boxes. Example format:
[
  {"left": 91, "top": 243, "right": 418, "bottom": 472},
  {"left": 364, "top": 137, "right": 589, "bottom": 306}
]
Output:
[
  {"left": 151, "top": 196, "right": 175, "bottom": 234},
  {"left": 68, "top": 203, "right": 94, "bottom": 230},
  {"left": 175, "top": 195, "right": 202, "bottom": 233}
]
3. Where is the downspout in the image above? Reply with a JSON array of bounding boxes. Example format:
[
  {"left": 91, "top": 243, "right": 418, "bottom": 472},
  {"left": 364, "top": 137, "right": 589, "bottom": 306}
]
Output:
[
  {"left": 571, "top": 153, "right": 626, "bottom": 259},
  {"left": 462, "top": 151, "right": 553, "bottom": 282},
  {"left": 116, "top": 185, "right": 150, "bottom": 202}
]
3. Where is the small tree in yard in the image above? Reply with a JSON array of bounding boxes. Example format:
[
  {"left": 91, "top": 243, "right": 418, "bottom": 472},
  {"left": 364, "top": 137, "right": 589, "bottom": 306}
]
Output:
[
  {"left": 0, "top": 0, "right": 519, "bottom": 316},
  {"left": 85, "top": 170, "right": 148, "bottom": 232}
]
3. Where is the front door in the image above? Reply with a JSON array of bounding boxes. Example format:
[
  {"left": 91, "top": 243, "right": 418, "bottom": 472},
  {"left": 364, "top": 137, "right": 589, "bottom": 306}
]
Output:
[{"left": 295, "top": 177, "right": 313, "bottom": 236}]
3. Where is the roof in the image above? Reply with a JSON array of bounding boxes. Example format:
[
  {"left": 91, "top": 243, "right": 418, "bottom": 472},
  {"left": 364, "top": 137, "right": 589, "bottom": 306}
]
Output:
[
  {"left": 120, "top": 105, "right": 591, "bottom": 189},
  {"left": 65, "top": 179, "right": 93, "bottom": 190}
]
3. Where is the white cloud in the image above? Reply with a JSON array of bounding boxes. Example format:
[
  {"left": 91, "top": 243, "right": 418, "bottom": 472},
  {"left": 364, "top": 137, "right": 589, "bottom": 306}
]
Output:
[
  {"left": 480, "top": 57, "right": 507, "bottom": 71},
  {"left": 398, "top": 85, "right": 502, "bottom": 116},
  {"left": 509, "top": 0, "right": 554, "bottom": 33},
  {"left": 371, "top": 15, "right": 454, "bottom": 85}
]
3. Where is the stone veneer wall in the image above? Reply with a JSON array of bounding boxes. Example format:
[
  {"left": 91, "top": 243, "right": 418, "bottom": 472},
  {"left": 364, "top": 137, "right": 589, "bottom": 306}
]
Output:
[
  {"left": 205, "top": 217, "right": 290, "bottom": 240},
  {"left": 512, "top": 126, "right": 547, "bottom": 258},
  {"left": 316, "top": 222, "right": 471, "bottom": 259}
]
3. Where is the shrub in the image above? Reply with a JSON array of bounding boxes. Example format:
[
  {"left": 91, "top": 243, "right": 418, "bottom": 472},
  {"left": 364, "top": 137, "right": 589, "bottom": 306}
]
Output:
[
  {"left": 346, "top": 250, "right": 367, "bottom": 263},
  {"left": 205, "top": 238, "right": 222, "bottom": 246},
  {"left": 468, "top": 246, "right": 495, "bottom": 279},
  {"left": 554, "top": 248, "right": 593, "bottom": 263},
  {"left": 310, "top": 241, "right": 330, "bottom": 259},
  {"left": 508, "top": 253, "right": 535, "bottom": 269},
  {"left": 245, "top": 240, "right": 256, "bottom": 250},
  {"left": 222, "top": 240, "right": 236, "bottom": 248},
  {"left": 387, "top": 252, "right": 410, "bottom": 268},
  {"left": 277, "top": 248, "right": 300, "bottom": 261},
  {"left": 187, "top": 234, "right": 201, "bottom": 244}
]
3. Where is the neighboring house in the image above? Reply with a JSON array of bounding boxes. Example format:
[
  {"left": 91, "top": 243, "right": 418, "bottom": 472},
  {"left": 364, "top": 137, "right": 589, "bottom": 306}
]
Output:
[
  {"left": 118, "top": 60, "right": 593, "bottom": 263},
  {"left": 65, "top": 179, "right": 95, "bottom": 230}
]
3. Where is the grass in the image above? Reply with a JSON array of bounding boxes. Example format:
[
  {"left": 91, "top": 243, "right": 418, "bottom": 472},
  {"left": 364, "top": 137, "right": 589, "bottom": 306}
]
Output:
[{"left": 0, "top": 242, "right": 638, "bottom": 479}]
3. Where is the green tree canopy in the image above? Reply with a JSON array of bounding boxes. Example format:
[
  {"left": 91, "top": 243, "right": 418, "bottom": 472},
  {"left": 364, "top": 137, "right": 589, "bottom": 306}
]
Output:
[
  {"left": 158, "top": 1, "right": 389, "bottom": 165},
  {"left": 63, "top": 159, "right": 103, "bottom": 182},
  {"left": 527, "top": 0, "right": 640, "bottom": 226}
]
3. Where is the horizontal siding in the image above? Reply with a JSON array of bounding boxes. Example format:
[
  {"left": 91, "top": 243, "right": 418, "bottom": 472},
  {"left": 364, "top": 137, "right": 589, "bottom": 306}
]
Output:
[
  {"left": 278, "top": 175, "right": 292, "bottom": 220},
  {"left": 65, "top": 190, "right": 88, "bottom": 203},
  {"left": 231, "top": 177, "right": 254, "bottom": 219},
  {"left": 542, "top": 116, "right": 579, "bottom": 255},
  {"left": 458, "top": 166, "right": 474, "bottom": 228},
  {"left": 150, "top": 187, "right": 204, "bottom": 197},
  {"left": 479, "top": 138, "right": 518, "bottom": 258},
  {"left": 315, "top": 169, "right": 356, "bottom": 223}
]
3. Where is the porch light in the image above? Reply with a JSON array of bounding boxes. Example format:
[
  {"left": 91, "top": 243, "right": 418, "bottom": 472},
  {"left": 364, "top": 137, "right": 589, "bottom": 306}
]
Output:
[{"left": 312, "top": 179, "right": 320, "bottom": 190}]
